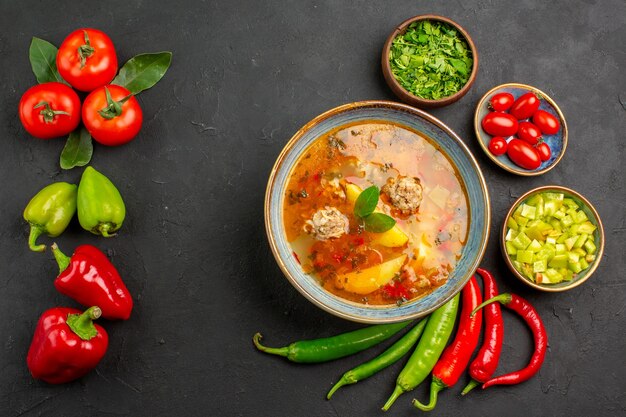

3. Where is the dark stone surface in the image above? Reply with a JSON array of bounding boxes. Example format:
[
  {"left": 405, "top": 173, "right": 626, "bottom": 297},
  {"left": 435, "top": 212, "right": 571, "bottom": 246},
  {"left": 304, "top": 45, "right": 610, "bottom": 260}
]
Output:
[{"left": 1, "top": 0, "right": 624, "bottom": 416}]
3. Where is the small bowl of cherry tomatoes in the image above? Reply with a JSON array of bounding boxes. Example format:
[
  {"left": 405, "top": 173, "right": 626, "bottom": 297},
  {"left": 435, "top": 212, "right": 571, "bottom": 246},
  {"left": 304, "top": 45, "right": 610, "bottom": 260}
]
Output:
[{"left": 474, "top": 83, "right": 568, "bottom": 176}]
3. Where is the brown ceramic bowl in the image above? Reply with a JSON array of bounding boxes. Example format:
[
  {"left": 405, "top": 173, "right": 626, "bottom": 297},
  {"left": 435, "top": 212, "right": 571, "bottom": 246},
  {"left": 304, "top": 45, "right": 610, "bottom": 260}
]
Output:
[
  {"left": 381, "top": 14, "right": 478, "bottom": 109},
  {"left": 501, "top": 185, "right": 605, "bottom": 292}
]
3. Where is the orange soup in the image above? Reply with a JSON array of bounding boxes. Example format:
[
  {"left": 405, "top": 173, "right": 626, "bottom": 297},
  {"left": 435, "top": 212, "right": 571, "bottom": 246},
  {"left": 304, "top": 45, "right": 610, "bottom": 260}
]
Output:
[{"left": 283, "top": 121, "right": 468, "bottom": 305}]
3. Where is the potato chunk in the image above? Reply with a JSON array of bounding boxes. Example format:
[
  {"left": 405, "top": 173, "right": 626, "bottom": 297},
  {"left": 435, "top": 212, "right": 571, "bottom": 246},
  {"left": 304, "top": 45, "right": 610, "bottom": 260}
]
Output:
[{"left": 338, "top": 255, "right": 407, "bottom": 295}]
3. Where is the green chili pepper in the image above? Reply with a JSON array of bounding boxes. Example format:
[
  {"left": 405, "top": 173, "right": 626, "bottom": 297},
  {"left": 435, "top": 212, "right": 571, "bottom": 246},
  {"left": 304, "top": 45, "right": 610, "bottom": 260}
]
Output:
[
  {"left": 327, "top": 318, "right": 428, "bottom": 399},
  {"left": 77, "top": 166, "right": 126, "bottom": 237},
  {"left": 253, "top": 321, "right": 410, "bottom": 363},
  {"left": 382, "top": 294, "right": 459, "bottom": 411},
  {"left": 23, "top": 182, "right": 77, "bottom": 252}
]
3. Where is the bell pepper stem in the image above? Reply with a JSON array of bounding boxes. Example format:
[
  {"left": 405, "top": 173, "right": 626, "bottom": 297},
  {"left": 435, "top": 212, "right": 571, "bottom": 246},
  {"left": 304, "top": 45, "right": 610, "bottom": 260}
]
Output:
[
  {"left": 99, "top": 223, "right": 117, "bottom": 238},
  {"left": 382, "top": 385, "right": 404, "bottom": 411},
  {"left": 252, "top": 333, "right": 289, "bottom": 357},
  {"left": 28, "top": 224, "right": 46, "bottom": 252},
  {"left": 51, "top": 243, "right": 71, "bottom": 274},
  {"left": 413, "top": 378, "right": 444, "bottom": 411},
  {"left": 461, "top": 379, "right": 481, "bottom": 395},
  {"left": 471, "top": 293, "right": 512, "bottom": 317},
  {"left": 66, "top": 306, "right": 102, "bottom": 341}
]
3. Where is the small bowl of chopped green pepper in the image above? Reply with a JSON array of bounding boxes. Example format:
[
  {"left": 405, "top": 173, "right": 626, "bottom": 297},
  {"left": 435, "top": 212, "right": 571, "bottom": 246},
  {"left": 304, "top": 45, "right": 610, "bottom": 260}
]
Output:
[
  {"left": 501, "top": 186, "right": 604, "bottom": 292},
  {"left": 382, "top": 15, "right": 478, "bottom": 108}
]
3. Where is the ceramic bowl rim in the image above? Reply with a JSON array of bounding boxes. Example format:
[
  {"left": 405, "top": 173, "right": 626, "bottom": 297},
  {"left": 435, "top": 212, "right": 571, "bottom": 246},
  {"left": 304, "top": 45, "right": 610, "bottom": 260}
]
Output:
[
  {"left": 500, "top": 185, "right": 605, "bottom": 292},
  {"left": 474, "top": 83, "right": 568, "bottom": 176},
  {"left": 264, "top": 100, "right": 491, "bottom": 323}
]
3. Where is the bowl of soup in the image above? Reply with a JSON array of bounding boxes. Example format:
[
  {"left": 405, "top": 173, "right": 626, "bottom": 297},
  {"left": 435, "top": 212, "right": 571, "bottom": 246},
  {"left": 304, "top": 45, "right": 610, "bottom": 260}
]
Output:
[{"left": 265, "top": 101, "right": 490, "bottom": 323}]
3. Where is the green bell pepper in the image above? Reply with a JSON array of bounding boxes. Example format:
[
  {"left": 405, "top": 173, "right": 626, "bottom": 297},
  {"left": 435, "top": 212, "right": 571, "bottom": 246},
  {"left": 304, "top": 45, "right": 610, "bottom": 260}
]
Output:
[
  {"left": 77, "top": 166, "right": 126, "bottom": 237},
  {"left": 23, "top": 182, "right": 77, "bottom": 252}
]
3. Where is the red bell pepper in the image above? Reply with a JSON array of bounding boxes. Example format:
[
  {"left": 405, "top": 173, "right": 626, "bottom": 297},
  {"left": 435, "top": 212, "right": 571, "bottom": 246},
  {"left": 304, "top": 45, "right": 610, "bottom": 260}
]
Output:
[
  {"left": 27, "top": 306, "right": 108, "bottom": 384},
  {"left": 51, "top": 243, "right": 133, "bottom": 320}
]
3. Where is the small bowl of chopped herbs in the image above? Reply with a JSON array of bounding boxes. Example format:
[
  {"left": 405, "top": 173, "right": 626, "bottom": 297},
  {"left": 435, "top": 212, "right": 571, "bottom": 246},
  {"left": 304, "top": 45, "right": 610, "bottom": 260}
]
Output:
[
  {"left": 501, "top": 186, "right": 605, "bottom": 292},
  {"left": 382, "top": 15, "right": 477, "bottom": 108}
]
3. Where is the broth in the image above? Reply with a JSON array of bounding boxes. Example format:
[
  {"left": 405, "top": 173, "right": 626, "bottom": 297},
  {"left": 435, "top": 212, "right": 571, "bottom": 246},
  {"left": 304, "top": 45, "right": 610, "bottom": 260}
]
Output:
[{"left": 283, "top": 121, "right": 468, "bottom": 305}]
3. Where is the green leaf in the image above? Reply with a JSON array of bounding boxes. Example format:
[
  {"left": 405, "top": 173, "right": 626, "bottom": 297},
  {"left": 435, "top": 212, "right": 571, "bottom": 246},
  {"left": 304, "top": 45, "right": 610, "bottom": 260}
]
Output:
[
  {"left": 354, "top": 186, "right": 379, "bottom": 218},
  {"left": 29, "top": 37, "right": 67, "bottom": 84},
  {"left": 112, "top": 52, "right": 172, "bottom": 94},
  {"left": 363, "top": 213, "right": 396, "bottom": 233},
  {"left": 449, "top": 58, "right": 468, "bottom": 75},
  {"left": 60, "top": 127, "right": 93, "bottom": 170}
]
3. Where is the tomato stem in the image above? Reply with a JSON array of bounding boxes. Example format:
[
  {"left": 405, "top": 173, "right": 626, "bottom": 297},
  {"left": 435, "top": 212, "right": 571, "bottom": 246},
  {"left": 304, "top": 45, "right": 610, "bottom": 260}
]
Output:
[
  {"left": 78, "top": 30, "right": 95, "bottom": 69},
  {"left": 33, "top": 101, "right": 70, "bottom": 123},
  {"left": 97, "top": 87, "right": 133, "bottom": 120}
]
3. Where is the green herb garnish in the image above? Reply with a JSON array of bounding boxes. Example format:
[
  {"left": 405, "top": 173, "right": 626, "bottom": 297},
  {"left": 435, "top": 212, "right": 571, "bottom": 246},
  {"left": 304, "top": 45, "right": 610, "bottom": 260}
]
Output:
[
  {"left": 389, "top": 20, "right": 473, "bottom": 100},
  {"left": 354, "top": 186, "right": 396, "bottom": 233}
]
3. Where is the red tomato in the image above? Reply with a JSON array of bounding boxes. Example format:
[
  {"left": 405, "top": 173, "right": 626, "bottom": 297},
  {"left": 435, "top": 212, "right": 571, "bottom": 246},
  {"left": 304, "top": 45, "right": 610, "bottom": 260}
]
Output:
[
  {"left": 517, "top": 122, "right": 543, "bottom": 145},
  {"left": 18, "top": 82, "right": 81, "bottom": 139},
  {"left": 488, "top": 92, "right": 514, "bottom": 112},
  {"left": 488, "top": 136, "right": 507, "bottom": 156},
  {"left": 507, "top": 139, "right": 541, "bottom": 170},
  {"left": 509, "top": 92, "right": 541, "bottom": 120},
  {"left": 82, "top": 85, "right": 143, "bottom": 146},
  {"left": 481, "top": 112, "right": 519, "bottom": 137},
  {"left": 536, "top": 142, "right": 552, "bottom": 162},
  {"left": 57, "top": 29, "right": 118, "bottom": 92},
  {"left": 532, "top": 110, "right": 561, "bottom": 135}
]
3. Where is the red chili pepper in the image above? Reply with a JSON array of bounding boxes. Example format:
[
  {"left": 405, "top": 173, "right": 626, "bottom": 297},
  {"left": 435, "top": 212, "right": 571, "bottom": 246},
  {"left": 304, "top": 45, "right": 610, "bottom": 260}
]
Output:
[
  {"left": 292, "top": 251, "right": 301, "bottom": 264},
  {"left": 27, "top": 306, "right": 108, "bottom": 384},
  {"left": 382, "top": 282, "right": 410, "bottom": 300},
  {"left": 331, "top": 251, "right": 344, "bottom": 264},
  {"left": 413, "top": 276, "right": 482, "bottom": 411},
  {"left": 461, "top": 268, "right": 504, "bottom": 395},
  {"left": 51, "top": 243, "right": 133, "bottom": 320},
  {"left": 471, "top": 293, "right": 547, "bottom": 388}
]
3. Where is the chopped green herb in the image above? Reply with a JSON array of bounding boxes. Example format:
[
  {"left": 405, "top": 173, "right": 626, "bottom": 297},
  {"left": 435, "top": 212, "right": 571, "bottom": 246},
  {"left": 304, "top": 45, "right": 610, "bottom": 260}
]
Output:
[
  {"left": 328, "top": 135, "right": 346, "bottom": 150},
  {"left": 389, "top": 20, "right": 473, "bottom": 100}
]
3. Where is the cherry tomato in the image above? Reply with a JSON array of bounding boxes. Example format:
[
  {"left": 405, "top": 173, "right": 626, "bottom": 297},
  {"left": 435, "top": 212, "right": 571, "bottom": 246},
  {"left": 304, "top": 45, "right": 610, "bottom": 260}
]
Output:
[
  {"left": 532, "top": 110, "right": 561, "bottom": 135},
  {"left": 517, "top": 121, "right": 543, "bottom": 145},
  {"left": 82, "top": 85, "right": 143, "bottom": 146},
  {"left": 509, "top": 92, "right": 541, "bottom": 120},
  {"left": 507, "top": 138, "right": 541, "bottom": 170},
  {"left": 57, "top": 28, "right": 118, "bottom": 92},
  {"left": 488, "top": 136, "right": 507, "bottom": 156},
  {"left": 481, "top": 112, "right": 519, "bottom": 137},
  {"left": 488, "top": 92, "right": 514, "bottom": 112},
  {"left": 536, "top": 142, "right": 552, "bottom": 162},
  {"left": 18, "top": 82, "right": 81, "bottom": 139}
]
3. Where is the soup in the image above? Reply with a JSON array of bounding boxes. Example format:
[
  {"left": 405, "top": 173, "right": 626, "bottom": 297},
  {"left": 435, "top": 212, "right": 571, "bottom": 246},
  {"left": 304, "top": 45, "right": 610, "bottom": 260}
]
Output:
[{"left": 283, "top": 121, "right": 469, "bottom": 305}]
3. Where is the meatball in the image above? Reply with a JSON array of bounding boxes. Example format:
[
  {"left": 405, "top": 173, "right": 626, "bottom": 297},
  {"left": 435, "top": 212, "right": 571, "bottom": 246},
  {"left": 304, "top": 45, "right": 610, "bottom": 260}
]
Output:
[
  {"left": 382, "top": 176, "right": 423, "bottom": 214},
  {"left": 304, "top": 206, "right": 349, "bottom": 240}
]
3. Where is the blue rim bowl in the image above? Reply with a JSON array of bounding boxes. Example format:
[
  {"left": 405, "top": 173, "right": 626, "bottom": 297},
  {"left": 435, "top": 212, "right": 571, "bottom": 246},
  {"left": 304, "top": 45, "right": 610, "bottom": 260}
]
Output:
[
  {"left": 265, "top": 101, "right": 490, "bottom": 323},
  {"left": 474, "top": 83, "right": 568, "bottom": 176}
]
